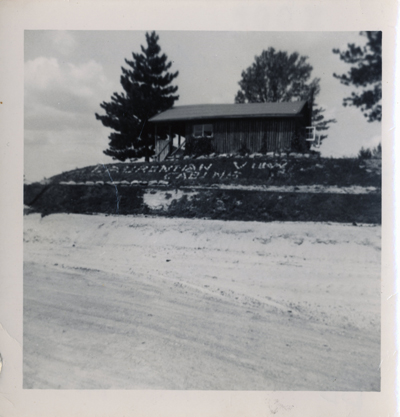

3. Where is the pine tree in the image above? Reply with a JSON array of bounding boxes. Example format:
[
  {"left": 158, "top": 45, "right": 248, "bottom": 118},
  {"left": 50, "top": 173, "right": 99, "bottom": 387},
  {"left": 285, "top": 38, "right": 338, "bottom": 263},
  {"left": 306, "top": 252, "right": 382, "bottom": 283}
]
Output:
[
  {"left": 95, "top": 31, "right": 179, "bottom": 161},
  {"left": 235, "top": 48, "right": 336, "bottom": 142},
  {"left": 333, "top": 31, "right": 382, "bottom": 122}
]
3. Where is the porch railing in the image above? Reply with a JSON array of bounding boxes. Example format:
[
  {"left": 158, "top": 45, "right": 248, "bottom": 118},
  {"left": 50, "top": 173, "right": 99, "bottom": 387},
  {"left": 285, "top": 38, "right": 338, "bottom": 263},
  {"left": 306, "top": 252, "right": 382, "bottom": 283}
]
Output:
[
  {"left": 154, "top": 139, "right": 171, "bottom": 162},
  {"left": 154, "top": 138, "right": 186, "bottom": 162},
  {"left": 168, "top": 138, "right": 186, "bottom": 160}
]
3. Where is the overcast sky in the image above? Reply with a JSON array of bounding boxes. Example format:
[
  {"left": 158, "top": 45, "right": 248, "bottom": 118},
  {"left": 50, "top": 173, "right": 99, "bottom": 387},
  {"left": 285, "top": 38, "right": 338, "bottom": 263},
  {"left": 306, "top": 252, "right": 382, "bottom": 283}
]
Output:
[{"left": 24, "top": 30, "right": 381, "bottom": 182}]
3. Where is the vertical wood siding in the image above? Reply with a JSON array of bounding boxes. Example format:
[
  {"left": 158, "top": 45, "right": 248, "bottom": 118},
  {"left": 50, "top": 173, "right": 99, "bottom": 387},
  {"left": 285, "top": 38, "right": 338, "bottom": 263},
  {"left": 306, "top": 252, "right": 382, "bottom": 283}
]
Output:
[
  {"left": 212, "top": 118, "right": 297, "bottom": 153},
  {"left": 185, "top": 117, "right": 303, "bottom": 154}
]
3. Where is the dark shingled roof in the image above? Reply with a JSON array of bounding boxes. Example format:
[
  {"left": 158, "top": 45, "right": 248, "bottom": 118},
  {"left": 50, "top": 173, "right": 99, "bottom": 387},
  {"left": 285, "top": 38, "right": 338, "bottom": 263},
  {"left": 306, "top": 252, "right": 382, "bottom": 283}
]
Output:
[{"left": 149, "top": 101, "right": 308, "bottom": 123}]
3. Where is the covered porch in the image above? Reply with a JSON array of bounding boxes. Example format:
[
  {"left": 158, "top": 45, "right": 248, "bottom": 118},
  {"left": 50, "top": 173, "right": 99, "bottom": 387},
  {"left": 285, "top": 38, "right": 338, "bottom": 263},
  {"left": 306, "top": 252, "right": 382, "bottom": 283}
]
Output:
[{"left": 152, "top": 121, "right": 187, "bottom": 162}]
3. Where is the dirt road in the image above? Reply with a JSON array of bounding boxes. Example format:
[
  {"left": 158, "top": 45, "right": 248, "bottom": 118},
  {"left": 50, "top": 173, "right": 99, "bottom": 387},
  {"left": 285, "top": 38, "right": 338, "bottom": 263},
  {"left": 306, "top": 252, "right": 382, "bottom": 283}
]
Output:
[{"left": 23, "top": 214, "right": 380, "bottom": 390}]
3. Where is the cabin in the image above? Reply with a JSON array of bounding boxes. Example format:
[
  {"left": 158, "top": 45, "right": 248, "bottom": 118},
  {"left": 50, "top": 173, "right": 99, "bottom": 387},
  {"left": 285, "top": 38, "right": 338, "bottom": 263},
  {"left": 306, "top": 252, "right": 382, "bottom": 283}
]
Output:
[{"left": 149, "top": 101, "right": 314, "bottom": 161}]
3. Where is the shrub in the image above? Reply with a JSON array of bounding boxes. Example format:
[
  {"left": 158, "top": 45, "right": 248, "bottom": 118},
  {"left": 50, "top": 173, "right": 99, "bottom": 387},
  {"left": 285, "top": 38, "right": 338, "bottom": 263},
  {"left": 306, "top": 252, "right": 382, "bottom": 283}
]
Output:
[
  {"left": 372, "top": 143, "right": 382, "bottom": 159},
  {"left": 238, "top": 142, "right": 251, "bottom": 156},
  {"left": 185, "top": 137, "right": 214, "bottom": 157},
  {"left": 358, "top": 146, "right": 372, "bottom": 159},
  {"left": 358, "top": 143, "right": 382, "bottom": 160}
]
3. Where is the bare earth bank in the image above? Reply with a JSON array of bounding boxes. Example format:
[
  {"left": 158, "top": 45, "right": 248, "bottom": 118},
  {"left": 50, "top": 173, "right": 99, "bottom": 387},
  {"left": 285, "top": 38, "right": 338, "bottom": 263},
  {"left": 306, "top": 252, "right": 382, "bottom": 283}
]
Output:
[{"left": 23, "top": 214, "right": 380, "bottom": 390}]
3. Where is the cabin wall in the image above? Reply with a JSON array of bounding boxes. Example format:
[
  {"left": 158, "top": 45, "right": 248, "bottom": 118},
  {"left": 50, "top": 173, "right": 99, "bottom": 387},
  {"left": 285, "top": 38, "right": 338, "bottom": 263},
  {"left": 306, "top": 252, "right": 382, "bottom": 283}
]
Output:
[{"left": 185, "top": 117, "right": 305, "bottom": 154}]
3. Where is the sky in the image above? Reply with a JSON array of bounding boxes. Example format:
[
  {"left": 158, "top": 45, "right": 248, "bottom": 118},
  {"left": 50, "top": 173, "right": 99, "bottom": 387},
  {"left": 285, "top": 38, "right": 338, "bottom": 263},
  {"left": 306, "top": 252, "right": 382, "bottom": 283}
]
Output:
[{"left": 24, "top": 30, "right": 382, "bottom": 182}]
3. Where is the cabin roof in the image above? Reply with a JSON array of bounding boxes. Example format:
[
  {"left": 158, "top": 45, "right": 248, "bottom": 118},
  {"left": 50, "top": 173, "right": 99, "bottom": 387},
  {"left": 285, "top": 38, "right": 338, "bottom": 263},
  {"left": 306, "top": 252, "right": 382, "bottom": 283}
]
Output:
[{"left": 149, "top": 101, "right": 308, "bottom": 123}]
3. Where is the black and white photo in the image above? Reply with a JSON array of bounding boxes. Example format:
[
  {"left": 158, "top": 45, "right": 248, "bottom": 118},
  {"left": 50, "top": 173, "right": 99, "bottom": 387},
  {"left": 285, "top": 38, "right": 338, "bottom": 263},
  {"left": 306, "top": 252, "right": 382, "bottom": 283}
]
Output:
[
  {"left": 0, "top": 0, "right": 397, "bottom": 415},
  {"left": 24, "top": 30, "right": 381, "bottom": 391}
]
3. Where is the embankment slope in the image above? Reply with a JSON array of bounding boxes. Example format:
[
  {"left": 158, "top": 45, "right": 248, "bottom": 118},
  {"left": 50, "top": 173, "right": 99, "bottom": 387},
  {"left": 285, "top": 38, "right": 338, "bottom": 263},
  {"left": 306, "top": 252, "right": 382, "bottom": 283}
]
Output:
[{"left": 24, "top": 156, "right": 381, "bottom": 223}]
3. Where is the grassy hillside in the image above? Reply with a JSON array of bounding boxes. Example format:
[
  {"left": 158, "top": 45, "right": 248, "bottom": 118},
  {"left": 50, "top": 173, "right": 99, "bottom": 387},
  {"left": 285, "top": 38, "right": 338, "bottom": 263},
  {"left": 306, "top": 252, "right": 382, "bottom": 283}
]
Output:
[
  {"left": 24, "top": 155, "right": 381, "bottom": 223},
  {"left": 47, "top": 155, "right": 381, "bottom": 188}
]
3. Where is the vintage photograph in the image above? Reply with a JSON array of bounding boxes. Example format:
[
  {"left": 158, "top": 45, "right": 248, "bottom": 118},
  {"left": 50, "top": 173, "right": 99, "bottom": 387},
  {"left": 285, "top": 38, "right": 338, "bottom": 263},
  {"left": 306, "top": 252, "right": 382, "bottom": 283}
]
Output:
[{"left": 23, "top": 31, "right": 381, "bottom": 390}]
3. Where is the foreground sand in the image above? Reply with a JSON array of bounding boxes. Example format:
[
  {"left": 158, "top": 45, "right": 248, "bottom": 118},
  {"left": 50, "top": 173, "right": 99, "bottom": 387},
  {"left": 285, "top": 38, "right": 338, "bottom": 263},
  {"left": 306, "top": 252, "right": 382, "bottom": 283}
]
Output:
[{"left": 23, "top": 214, "right": 380, "bottom": 390}]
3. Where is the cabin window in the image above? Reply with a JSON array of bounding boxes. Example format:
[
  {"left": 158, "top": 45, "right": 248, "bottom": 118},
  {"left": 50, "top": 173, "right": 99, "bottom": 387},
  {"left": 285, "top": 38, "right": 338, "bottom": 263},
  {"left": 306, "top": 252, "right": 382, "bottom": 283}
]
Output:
[
  {"left": 193, "top": 125, "right": 203, "bottom": 138},
  {"left": 203, "top": 124, "right": 213, "bottom": 138},
  {"left": 193, "top": 124, "right": 213, "bottom": 138}
]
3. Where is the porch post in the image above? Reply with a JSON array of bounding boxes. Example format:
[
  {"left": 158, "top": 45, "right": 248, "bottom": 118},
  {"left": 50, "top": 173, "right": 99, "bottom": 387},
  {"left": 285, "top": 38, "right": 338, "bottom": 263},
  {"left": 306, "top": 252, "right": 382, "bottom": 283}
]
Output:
[
  {"left": 154, "top": 124, "right": 158, "bottom": 161},
  {"left": 168, "top": 125, "right": 172, "bottom": 153}
]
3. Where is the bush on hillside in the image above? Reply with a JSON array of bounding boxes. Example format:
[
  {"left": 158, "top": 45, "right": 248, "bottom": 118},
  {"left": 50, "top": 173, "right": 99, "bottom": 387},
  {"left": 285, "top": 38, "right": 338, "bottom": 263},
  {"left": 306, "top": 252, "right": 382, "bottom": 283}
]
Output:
[
  {"left": 358, "top": 147, "right": 372, "bottom": 159},
  {"left": 358, "top": 143, "right": 381, "bottom": 160},
  {"left": 185, "top": 137, "right": 215, "bottom": 157},
  {"left": 238, "top": 142, "right": 251, "bottom": 156}
]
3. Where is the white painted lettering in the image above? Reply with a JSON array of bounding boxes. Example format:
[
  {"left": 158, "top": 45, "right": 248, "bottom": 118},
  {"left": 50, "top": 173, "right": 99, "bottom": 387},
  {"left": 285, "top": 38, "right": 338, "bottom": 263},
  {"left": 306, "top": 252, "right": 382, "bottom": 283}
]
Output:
[
  {"left": 233, "top": 161, "right": 247, "bottom": 170},
  {"left": 148, "top": 165, "right": 159, "bottom": 173},
  {"left": 212, "top": 171, "right": 225, "bottom": 179},
  {"left": 232, "top": 171, "right": 242, "bottom": 179},
  {"left": 189, "top": 172, "right": 200, "bottom": 179},
  {"left": 183, "top": 164, "right": 196, "bottom": 173}
]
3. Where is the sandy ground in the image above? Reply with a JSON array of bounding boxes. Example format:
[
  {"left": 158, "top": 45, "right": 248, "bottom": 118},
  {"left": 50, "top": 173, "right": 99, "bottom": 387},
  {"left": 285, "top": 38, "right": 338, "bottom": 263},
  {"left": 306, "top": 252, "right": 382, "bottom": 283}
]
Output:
[{"left": 23, "top": 214, "right": 380, "bottom": 390}]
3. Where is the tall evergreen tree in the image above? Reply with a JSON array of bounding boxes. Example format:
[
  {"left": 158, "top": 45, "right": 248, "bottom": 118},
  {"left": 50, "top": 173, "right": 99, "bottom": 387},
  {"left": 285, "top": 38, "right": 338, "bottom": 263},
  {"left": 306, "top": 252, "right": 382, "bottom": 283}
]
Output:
[
  {"left": 333, "top": 31, "right": 382, "bottom": 122},
  {"left": 96, "top": 31, "right": 179, "bottom": 161},
  {"left": 235, "top": 48, "right": 336, "bottom": 142}
]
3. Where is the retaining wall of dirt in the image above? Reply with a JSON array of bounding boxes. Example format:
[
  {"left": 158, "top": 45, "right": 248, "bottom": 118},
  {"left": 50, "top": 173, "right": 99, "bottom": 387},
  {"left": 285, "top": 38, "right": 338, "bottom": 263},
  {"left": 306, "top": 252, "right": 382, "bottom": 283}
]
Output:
[{"left": 24, "top": 184, "right": 381, "bottom": 224}]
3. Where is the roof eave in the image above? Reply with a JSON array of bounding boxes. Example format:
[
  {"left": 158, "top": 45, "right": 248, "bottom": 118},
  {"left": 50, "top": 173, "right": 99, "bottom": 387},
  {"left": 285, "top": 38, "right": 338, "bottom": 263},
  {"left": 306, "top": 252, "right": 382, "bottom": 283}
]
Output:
[{"left": 149, "top": 113, "right": 304, "bottom": 123}]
